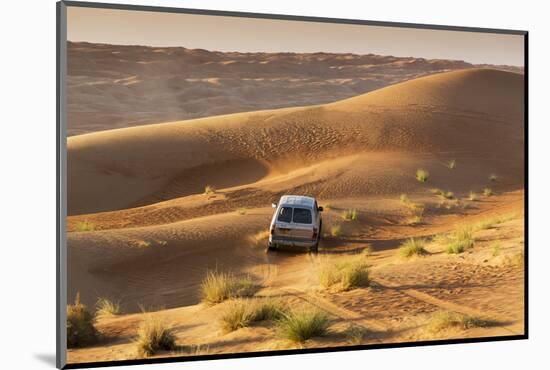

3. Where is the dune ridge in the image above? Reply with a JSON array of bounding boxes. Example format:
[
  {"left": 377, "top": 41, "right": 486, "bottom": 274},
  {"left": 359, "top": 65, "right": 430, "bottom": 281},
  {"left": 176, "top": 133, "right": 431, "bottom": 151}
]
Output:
[
  {"left": 67, "top": 41, "right": 523, "bottom": 136},
  {"left": 68, "top": 69, "right": 524, "bottom": 215}
]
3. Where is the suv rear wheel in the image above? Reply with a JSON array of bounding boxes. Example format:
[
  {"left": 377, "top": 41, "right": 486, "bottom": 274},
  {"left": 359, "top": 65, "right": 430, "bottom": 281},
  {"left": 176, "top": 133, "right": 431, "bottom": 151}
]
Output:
[{"left": 310, "top": 221, "right": 322, "bottom": 253}]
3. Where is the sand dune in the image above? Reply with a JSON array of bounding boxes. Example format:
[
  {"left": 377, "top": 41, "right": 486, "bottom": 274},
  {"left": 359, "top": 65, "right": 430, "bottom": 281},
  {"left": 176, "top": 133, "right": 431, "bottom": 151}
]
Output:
[
  {"left": 66, "top": 68, "right": 524, "bottom": 363},
  {"left": 68, "top": 69, "right": 524, "bottom": 215},
  {"left": 67, "top": 192, "right": 525, "bottom": 364},
  {"left": 67, "top": 151, "right": 523, "bottom": 233},
  {"left": 67, "top": 42, "right": 523, "bottom": 136}
]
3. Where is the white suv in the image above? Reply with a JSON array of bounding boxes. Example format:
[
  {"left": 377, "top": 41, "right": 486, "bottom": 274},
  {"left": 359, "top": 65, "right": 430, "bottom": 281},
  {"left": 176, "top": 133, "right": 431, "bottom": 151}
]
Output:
[{"left": 268, "top": 195, "right": 323, "bottom": 253}]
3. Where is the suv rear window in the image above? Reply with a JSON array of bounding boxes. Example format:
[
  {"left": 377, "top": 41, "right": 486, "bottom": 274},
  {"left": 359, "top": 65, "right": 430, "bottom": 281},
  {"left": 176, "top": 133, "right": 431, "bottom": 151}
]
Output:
[
  {"left": 277, "top": 206, "right": 293, "bottom": 223},
  {"left": 292, "top": 208, "right": 312, "bottom": 224}
]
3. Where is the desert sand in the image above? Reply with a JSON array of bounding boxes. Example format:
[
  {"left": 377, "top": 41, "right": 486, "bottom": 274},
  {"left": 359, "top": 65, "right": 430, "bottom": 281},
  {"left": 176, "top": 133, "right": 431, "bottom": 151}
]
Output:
[
  {"left": 67, "top": 42, "right": 523, "bottom": 136},
  {"left": 66, "top": 68, "right": 524, "bottom": 364}
]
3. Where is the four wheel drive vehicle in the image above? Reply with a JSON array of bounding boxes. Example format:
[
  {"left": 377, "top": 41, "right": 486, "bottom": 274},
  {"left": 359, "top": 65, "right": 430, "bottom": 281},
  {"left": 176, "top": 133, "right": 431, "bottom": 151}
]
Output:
[{"left": 268, "top": 195, "right": 323, "bottom": 252}]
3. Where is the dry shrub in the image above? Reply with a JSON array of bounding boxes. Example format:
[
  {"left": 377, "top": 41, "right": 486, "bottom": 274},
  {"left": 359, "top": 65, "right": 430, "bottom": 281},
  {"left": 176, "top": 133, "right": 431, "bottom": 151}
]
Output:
[
  {"left": 200, "top": 271, "right": 256, "bottom": 305},
  {"left": 220, "top": 297, "right": 288, "bottom": 333},
  {"left": 77, "top": 221, "right": 95, "bottom": 232},
  {"left": 67, "top": 293, "right": 98, "bottom": 348},
  {"left": 416, "top": 169, "right": 429, "bottom": 183},
  {"left": 95, "top": 298, "right": 121, "bottom": 317},
  {"left": 330, "top": 224, "right": 342, "bottom": 237},
  {"left": 219, "top": 300, "right": 255, "bottom": 333},
  {"left": 342, "top": 209, "right": 358, "bottom": 221},
  {"left": 277, "top": 306, "right": 329, "bottom": 343},
  {"left": 135, "top": 316, "right": 176, "bottom": 357},
  {"left": 445, "top": 227, "right": 474, "bottom": 254},
  {"left": 252, "top": 298, "right": 287, "bottom": 322},
  {"left": 318, "top": 256, "right": 369, "bottom": 291},
  {"left": 427, "top": 311, "right": 498, "bottom": 333},
  {"left": 345, "top": 323, "right": 368, "bottom": 345},
  {"left": 399, "top": 238, "right": 428, "bottom": 258}
]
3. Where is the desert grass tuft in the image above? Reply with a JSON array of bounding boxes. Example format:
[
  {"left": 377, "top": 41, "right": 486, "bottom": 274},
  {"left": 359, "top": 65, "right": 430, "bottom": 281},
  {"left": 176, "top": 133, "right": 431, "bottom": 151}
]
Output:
[
  {"left": 129, "top": 239, "right": 151, "bottom": 248},
  {"left": 489, "top": 174, "right": 498, "bottom": 182},
  {"left": 251, "top": 298, "right": 288, "bottom": 322},
  {"left": 445, "top": 227, "right": 474, "bottom": 254},
  {"left": 237, "top": 207, "right": 247, "bottom": 215},
  {"left": 330, "top": 224, "right": 342, "bottom": 237},
  {"left": 135, "top": 316, "right": 176, "bottom": 357},
  {"left": 399, "top": 238, "right": 428, "bottom": 258},
  {"left": 405, "top": 214, "right": 423, "bottom": 226},
  {"left": 473, "top": 213, "right": 517, "bottom": 233},
  {"left": 78, "top": 221, "right": 95, "bottom": 232},
  {"left": 427, "top": 311, "right": 498, "bottom": 333},
  {"left": 277, "top": 306, "right": 329, "bottom": 343},
  {"left": 445, "top": 242, "right": 466, "bottom": 254},
  {"left": 345, "top": 324, "right": 368, "bottom": 345},
  {"left": 430, "top": 188, "right": 443, "bottom": 196},
  {"left": 409, "top": 202, "right": 425, "bottom": 215},
  {"left": 318, "top": 256, "right": 369, "bottom": 291},
  {"left": 400, "top": 194, "right": 424, "bottom": 224},
  {"left": 483, "top": 187, "right": 493, "bottom": 197},
  {"left": 220, "top": 297, "right": 288, "bottom": 333},
  {"left": 67, "top": 293, "right": 98, "bottom": 348},
  {"left": 219, "top": 300, "right": 254, "bottom": 333},
  {"left": 443, "top": 191, "right": 454, "bottom": 200},
  {"left": 191, "top": 344, "right": 210, "bottom": 356},
  {"left": 342, "top": 209, "right": 358, "bottom": 221},
  {"left": 400, "top": 193, "right": 424, "bottom": 210},
  {"left": 95, "top": 297, "right": 121, "bottom": 317},
  {"left": 432, "top": 188, "right": 454, "bottom": 200},
  {"left": 472, "top": 218, "right": 498, "bottom": 232},
  {"left": 468, "top": 191, "right": 478, "bottom": 201},
  {"left": 416, "top": 169, "right": 429, "bottom": 183},
  {"left": 361, "top": 246, "right": 372, "bottom": 257},
  {"left": 200, "top": 271, "right": 256, "bottom": 305},
  {"left": 204, "top": 185, "right": 216, "bottom": 195},
  {"left": 446, "top": 159, "right": 456, "bottom": 169}
]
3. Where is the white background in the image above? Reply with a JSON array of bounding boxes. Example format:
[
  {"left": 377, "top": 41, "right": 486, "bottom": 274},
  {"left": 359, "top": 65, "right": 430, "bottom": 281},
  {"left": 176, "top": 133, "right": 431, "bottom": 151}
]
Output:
[{"left": 0, "top": 0, "right": 547, "bottom": 369}]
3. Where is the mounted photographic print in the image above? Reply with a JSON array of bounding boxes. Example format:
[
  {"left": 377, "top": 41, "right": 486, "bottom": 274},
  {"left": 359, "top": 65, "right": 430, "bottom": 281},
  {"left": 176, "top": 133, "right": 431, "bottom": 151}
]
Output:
[{"left": 56, "top": 1, "right": 528, "bottom": 368}]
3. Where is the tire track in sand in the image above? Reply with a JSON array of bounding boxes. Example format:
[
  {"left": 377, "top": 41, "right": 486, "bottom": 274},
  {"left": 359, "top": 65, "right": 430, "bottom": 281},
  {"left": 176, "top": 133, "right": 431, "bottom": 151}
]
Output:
[
  {"left": 281, "top": 287, "right": 388, "bottom": 344},
  {"left": 258, "top": 252, "right": 390, "bottom": 343},
  {"left": 373, "top": 277, "right": 523, "bottom": 336},
  {"left": 260, "top": 251, "right": 522, "bottom": 343}
]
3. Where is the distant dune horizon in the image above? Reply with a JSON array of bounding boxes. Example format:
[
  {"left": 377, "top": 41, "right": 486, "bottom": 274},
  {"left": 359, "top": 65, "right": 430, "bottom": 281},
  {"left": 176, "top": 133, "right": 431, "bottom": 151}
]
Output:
[{"left": 67, "top": 41, "right": 523, "bottom": 136}]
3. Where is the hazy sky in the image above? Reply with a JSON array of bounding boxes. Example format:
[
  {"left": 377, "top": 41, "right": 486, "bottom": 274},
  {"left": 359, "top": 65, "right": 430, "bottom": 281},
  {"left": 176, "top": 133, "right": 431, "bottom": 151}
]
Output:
[{"left": 67, "top": 6, "right": 524, "bottom": 66}]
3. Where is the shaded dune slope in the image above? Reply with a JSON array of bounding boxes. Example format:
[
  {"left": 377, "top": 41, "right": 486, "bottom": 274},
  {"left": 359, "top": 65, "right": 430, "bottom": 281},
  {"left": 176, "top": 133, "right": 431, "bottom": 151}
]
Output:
[{"left": 68, "top": 69, "right": 524, "bottom": 216}]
